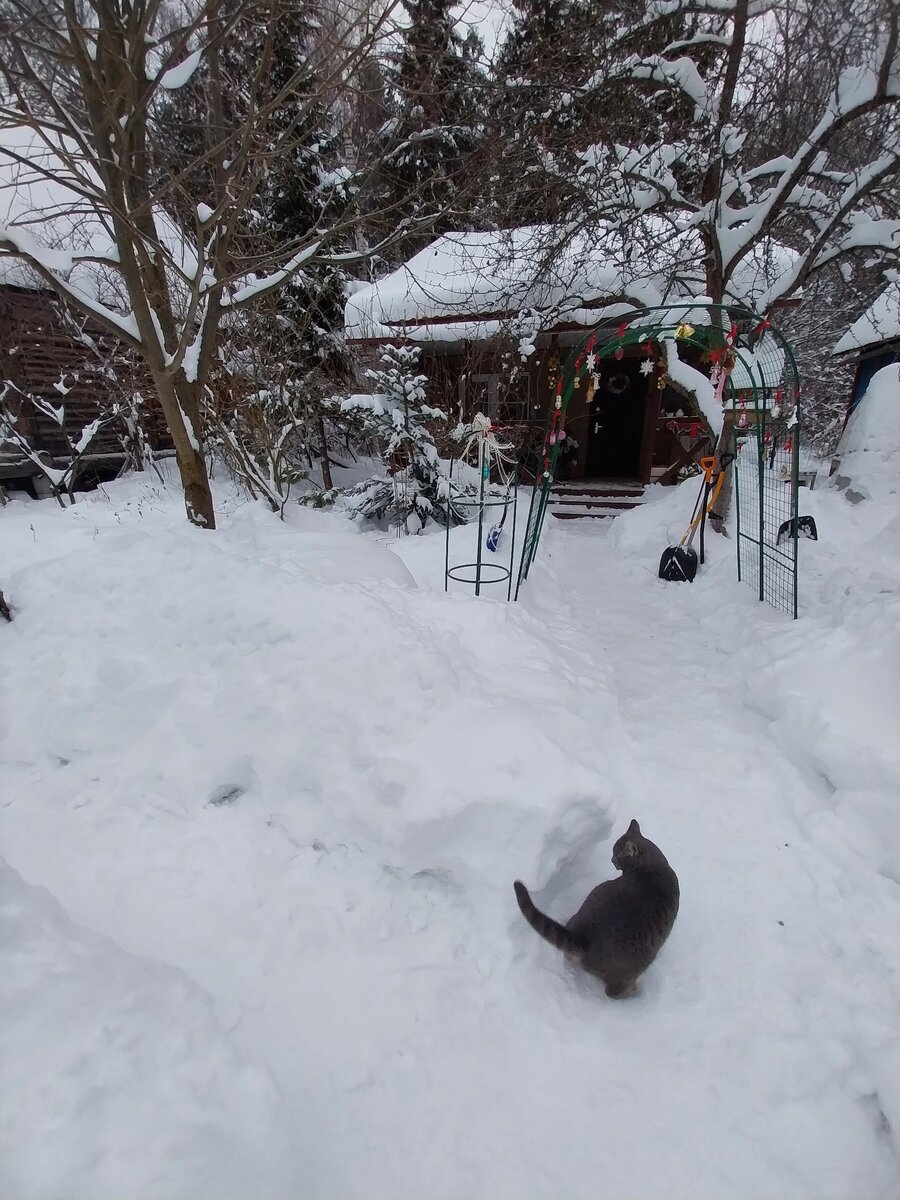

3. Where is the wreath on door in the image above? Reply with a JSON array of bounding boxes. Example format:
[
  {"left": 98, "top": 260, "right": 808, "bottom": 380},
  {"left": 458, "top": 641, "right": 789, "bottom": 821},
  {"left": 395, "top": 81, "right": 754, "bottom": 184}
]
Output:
[{"left": 606, "top": 371, "right": 630, "bottom": 395}]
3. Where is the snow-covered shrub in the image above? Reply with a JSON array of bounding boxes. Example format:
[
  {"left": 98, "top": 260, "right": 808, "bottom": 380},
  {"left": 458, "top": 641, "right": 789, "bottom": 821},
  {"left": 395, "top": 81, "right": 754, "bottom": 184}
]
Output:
[{"left": 338, "top": 345, "right": 461, "bottom": 533}]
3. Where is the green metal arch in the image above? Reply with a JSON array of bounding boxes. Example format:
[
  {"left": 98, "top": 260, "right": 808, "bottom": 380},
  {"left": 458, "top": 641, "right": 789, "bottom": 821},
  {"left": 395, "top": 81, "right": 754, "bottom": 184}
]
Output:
[{"left": 514, "top": 302, "right": 802, "bottom": 612}]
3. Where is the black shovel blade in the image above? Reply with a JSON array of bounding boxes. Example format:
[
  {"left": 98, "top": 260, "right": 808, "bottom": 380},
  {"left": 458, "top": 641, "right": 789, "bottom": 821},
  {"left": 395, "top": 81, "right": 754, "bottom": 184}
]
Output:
[
  {"left": 658, "top": 545, "right": 699, "bottom": 582},
  {"left": 777, "top": 515, "right": 818, "bottom": 545}
]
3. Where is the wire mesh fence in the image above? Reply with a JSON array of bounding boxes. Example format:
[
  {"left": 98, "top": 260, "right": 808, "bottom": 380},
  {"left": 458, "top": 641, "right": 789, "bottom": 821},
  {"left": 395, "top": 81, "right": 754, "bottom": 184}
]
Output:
[{"left": 728, "top": 322, "right": 801, "bottom": 619}]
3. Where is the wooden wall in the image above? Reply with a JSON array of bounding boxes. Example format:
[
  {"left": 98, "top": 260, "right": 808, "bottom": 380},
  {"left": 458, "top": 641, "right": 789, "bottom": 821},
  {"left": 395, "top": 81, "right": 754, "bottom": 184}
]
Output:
[{"left": 0, "top": 285, "right": 171, "bottom": 477}]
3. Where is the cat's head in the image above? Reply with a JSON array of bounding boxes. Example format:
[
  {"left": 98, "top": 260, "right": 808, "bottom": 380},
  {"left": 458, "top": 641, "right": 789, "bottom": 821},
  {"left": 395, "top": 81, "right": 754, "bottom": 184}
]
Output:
[{"left": 611, "top": 819, "right": 650, "bottom": 871}]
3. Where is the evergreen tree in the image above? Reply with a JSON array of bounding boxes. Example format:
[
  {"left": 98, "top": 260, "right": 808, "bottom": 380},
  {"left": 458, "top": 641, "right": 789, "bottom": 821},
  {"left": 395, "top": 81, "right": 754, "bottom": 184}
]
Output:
[
  {"left": 489, "top": 0, "right": 694, "bottom": 225},
  {"left": 155, "top": 0, "right": 354, "bottom": 481},
  {"left": 359, "top": 0, "right": 486, "bottom": 260},
  {"left": 342, "top": 345, "right": 457, "bottom": 531}
]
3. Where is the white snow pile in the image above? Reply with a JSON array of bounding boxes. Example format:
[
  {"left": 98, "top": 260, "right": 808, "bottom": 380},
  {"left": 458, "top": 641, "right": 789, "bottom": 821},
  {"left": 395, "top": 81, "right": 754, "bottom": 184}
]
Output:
[
  {"left": 0, "top": 862, "right": 296, "bottom": 1200},
  {"left": 829, "top": 362, "right": 900, "bottom": 505},
  {"left": 1, "top": 468, "right": 898, "bottom": 1200}
]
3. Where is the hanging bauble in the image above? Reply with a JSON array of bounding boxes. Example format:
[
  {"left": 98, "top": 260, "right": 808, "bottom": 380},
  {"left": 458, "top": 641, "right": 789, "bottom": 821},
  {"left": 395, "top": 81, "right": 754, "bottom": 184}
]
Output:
[
  {"left": 554, "top": 397, "right": 562, "bottom": 410},
  {"left": 573, "top": 374, "right": 580, "bottom": 389},
  {"left": 614, "top": 347, "right": 624, "bottom": 361}
]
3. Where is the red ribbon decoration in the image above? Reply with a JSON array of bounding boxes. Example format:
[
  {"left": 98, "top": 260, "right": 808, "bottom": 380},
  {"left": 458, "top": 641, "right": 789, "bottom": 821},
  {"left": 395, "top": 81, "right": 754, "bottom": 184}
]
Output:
[{"left": 617, "top": 321, "right": 629, "bottom": 338}]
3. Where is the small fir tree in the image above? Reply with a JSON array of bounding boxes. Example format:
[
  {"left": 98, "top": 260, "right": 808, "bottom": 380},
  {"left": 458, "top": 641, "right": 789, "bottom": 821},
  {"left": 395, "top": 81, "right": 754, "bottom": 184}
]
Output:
[{"left": 342, "top": 345, "right": 457, "bottom": 531}]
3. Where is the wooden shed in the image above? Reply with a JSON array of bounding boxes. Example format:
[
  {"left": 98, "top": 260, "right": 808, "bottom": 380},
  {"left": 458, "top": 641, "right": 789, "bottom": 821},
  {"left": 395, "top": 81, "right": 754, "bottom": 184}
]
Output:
[{"left": 1, "top": 284, "right": 171, "bottom": 493}]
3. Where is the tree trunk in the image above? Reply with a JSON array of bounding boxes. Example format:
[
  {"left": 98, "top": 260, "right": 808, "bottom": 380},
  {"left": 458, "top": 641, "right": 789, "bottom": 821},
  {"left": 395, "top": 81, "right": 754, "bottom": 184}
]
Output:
[
  {"left": 317, "top": 412, "right": 333, "bottom": 490},
  {"left": 154, "top": 374, "right": 217, "bottom": 529}
]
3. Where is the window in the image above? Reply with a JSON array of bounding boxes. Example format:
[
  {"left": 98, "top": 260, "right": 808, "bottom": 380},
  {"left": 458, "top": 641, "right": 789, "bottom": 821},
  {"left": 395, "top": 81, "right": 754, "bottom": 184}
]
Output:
[{"left": 458, "top": 373, "right": 528, "bottom": 423}]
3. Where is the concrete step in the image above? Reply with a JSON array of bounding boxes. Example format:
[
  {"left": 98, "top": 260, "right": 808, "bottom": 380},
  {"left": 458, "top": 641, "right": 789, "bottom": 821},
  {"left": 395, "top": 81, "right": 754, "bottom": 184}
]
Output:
[{"left": 550, "top": 480, "right": 644, "bottom": 520}]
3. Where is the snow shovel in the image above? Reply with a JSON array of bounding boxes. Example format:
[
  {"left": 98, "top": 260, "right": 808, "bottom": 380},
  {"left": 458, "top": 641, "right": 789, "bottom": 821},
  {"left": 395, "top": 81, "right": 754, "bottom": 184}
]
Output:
[
  {"left": 776, "top": 514, "right": 818, "bottom": 545},
  {"left": 658, "top": 457, "right": 722, "bottom": 583}
]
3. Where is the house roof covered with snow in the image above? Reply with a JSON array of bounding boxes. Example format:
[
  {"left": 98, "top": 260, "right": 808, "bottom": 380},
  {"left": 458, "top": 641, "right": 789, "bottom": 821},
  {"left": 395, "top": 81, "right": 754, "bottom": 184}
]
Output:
[
  {"left": 345, "top": 225, "right": 794, "bottom": 346},
  {"left": 0, "top": 125, "right": 194, "bottom": 310},
  {"left": 833, "top": 281, "right": 900, "bottom": 355},
  {"left": 0, "top": 125, "right": 120, "bottom": 297}
]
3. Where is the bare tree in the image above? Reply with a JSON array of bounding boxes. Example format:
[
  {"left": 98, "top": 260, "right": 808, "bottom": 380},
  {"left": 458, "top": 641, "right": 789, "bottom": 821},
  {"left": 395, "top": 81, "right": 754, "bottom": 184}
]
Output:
[
  {"left": 0, "top": 0, "right": 443, "bottom": 529},
  {"left": 556, "top": 0, "right": 900, "bottom": 311}
]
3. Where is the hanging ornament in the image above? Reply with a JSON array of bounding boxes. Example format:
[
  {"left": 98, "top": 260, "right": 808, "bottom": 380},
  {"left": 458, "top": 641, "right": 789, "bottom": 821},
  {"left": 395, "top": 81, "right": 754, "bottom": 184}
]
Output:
[
  {"left": 554, "top": 396, "right": 562, "bottom": 410},
  {"left": 614, "top": 347, "right": 624, "bottom": 361},
  {"left": 675, "top": 322, "right": 695, "bottom": 340},
  {"left": 640, "top": 359, "right": 654, "bottom": 376},
  {"left": 643, "top": 339, "right": 654, "bottom": 357},
  {"left": 616, "top": 321, "right": 629, "bottom": 338},
  {"left": 586, "top": 351, "right": 597, "bottom": 371},
  {"left": 737, "top": 401, "right": 749, "bottom": 429}
]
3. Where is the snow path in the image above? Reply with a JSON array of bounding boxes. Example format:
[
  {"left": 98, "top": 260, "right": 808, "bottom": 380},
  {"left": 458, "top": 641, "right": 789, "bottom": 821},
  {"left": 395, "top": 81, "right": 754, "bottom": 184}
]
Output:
[{"left": 2, "top": 477, "right": 898, "bottom": 1200}]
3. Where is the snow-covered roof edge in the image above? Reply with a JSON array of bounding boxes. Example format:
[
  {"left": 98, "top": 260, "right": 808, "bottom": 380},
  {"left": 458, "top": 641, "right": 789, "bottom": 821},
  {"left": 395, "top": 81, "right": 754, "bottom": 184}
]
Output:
[
  {"left": 344, "top": 226, "right": 793, "bottom": 345},
  {"left": 833, "top": 281, "right": 900, "bottom": 355}
]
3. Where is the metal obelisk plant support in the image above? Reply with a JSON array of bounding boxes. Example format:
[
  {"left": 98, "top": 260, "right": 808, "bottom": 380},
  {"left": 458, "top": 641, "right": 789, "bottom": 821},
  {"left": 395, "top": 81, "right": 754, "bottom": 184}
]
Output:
[{"left": 444, "top": 414, "right": 519, "bottom": 600}]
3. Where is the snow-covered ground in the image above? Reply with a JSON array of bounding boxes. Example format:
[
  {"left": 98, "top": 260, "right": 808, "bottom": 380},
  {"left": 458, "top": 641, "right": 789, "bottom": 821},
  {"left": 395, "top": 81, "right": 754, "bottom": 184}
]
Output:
[{"left": 1, "top": 450, "right": 898, "bottom": 1200}]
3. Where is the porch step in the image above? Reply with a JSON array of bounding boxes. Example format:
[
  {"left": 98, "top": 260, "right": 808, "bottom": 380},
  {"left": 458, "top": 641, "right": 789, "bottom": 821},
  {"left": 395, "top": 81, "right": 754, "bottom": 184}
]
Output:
[{"left": 550, "top": 479, "right": 644, "bottom": 520}]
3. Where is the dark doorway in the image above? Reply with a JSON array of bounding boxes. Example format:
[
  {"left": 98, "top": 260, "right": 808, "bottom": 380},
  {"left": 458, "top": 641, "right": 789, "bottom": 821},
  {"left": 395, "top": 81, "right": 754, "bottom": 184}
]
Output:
[{"left": 586, "top": 358, "right": 647, "bottom": 478}]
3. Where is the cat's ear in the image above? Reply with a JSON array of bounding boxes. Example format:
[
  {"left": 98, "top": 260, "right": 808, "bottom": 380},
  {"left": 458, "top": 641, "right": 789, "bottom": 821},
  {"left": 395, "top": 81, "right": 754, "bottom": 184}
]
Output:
[{"left": 627, "top": 819, "right": 641, "bottom": 837}]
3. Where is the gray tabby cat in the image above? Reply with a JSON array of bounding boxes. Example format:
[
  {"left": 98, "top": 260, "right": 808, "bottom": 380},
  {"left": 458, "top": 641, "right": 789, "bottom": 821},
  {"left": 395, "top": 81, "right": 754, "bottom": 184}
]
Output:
[{"left": 513, "top": 819, "right": 679, "bottom": 997}]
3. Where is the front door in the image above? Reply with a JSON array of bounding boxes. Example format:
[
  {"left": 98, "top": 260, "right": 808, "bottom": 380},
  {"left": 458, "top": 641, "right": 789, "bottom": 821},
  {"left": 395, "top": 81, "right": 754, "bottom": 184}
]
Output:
[{"left": 586, "top": 359, "right": 647, "bottom": 478}]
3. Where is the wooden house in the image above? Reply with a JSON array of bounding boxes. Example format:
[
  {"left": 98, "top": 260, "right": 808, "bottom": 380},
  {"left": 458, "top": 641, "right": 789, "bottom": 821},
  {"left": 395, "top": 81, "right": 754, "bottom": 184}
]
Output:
[
  {"left": 344, "top": 228, "right": 761, "bottom": 515},
  {"left": 1, "top": 125, "right": 173, "bottom": 493},
  {"left": 1, "top": 283, "right": 170, "bottom": 493}
]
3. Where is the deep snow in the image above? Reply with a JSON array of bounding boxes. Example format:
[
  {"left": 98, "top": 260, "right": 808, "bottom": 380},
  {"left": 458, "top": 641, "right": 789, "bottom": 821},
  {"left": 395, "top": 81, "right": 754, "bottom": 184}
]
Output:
[{"left": 1, "top": 463, "right": 898, "bottom": 1200}]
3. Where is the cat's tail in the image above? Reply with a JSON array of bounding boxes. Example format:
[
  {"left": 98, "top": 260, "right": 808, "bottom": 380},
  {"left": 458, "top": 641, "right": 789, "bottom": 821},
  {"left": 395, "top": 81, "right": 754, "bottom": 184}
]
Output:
[{"left": 513, "top": 881, "right": 586, "bottom": 960}]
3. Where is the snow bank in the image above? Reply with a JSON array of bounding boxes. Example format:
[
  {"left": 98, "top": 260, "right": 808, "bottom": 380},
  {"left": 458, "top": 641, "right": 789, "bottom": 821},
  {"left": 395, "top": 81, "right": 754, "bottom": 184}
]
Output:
[
  {"left": 0, "top": 861, "right": 296, "bottom": 1200},
  {"left": 829, "top": 363, "right": 900, "bottom": 504},
  {"left": 2, "top": 471, "right": 898, "bottom": 1200}
]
